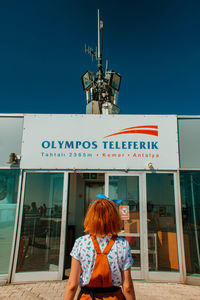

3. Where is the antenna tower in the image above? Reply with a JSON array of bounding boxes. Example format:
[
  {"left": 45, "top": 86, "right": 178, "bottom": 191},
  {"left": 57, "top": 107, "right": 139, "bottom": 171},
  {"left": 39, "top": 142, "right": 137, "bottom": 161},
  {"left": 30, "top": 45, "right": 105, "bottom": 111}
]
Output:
[{"left": 81, "top": 9, "right": 121, "bottom": 114}]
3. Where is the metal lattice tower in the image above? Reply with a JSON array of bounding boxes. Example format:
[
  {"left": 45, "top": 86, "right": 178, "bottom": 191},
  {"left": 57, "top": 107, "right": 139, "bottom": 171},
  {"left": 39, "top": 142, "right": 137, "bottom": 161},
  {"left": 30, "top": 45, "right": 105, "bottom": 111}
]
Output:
[{"left": 81, "top": 9, "right": 122, "bottom": 114}]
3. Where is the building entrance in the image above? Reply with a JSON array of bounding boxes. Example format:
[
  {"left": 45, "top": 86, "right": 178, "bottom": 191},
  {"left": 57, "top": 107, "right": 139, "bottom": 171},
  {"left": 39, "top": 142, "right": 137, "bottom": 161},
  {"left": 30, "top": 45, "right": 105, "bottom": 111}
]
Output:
[
  {"left": 65, "top": 172, "right": 183, "bottom": 282},
  {"left": 64, "top": 173, "right": 104, "bottom": 277},
  {"left": 10, "top": 171, "right": 183, "bottom": 283}
]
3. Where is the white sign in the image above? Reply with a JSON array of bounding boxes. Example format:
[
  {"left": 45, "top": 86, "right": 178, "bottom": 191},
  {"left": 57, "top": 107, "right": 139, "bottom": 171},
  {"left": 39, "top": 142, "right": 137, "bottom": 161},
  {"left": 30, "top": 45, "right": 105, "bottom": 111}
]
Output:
[{"left": 21, "top": 114, "right": 179, "bottom": 170}]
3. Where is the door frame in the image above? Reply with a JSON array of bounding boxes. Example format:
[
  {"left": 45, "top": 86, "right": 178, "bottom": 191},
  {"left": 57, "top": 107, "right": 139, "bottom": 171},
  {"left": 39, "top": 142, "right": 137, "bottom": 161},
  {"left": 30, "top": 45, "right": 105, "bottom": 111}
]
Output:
[
  {"left": 11, "top": 170, "right": 69, "bottom": 283},
  {"left": 0, "top": 169, "right": 23, "bottom": 283},
  {"left": 105, "top": 171, "right": 185, "bottom": 282},
  {"left": 105, "top": 172, "right": 147, "bottom": 280},
  {"left": 145, "top": 171, "right": 184, "bottom": 282}
]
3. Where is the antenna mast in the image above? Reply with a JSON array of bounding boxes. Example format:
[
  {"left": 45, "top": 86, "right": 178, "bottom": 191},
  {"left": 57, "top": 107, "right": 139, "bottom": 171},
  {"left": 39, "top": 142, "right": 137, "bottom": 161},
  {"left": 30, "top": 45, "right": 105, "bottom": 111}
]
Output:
[
  {"left": 81, "top": 9, "right": 122, "bottom": 115},
  {"left": 97, "top": 9, "right": 100, "bottom": 64}
]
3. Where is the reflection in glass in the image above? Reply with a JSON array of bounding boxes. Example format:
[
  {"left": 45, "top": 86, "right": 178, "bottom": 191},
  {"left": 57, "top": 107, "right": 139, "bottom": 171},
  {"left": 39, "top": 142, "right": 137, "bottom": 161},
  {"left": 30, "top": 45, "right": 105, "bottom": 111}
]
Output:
[
  {"left": 147, "top": 174, "right": 179, "bottom": 272},
  {"left": 109, "top": 176, "right": 140, "bottom": 270},
  {"left": 16, "top": 173, "right": 64, "bottom": 273},
  {"left": 180, "top": 172, "right": 200, "bottom": 275},
  {"left": 0, "top": 170, "right": 19, "bottom": 275}
]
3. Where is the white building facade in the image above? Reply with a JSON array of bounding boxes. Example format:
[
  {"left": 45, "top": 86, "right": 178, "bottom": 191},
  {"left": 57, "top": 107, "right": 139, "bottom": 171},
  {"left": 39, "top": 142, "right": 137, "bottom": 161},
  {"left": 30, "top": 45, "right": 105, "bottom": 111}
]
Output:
[{"left": 0, "top": 114, "right": 199, "bottom": 285}]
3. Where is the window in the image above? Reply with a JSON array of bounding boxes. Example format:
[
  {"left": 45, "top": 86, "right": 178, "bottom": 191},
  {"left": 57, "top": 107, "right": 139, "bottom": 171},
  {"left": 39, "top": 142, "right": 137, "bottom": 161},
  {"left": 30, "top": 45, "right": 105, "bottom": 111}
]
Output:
[{"left": 0, "top": 170, "right": 20, "bottom": 275}]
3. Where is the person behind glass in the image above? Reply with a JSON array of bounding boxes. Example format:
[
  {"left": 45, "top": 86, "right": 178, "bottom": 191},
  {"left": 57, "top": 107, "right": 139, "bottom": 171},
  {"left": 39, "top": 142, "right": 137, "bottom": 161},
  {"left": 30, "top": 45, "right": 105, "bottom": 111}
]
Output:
[
  {"left": 30, "top": 202, "right": 39, "bottom": 214},
  {"left": 64, "top": 195, "right": 136, "bottom": 300}
]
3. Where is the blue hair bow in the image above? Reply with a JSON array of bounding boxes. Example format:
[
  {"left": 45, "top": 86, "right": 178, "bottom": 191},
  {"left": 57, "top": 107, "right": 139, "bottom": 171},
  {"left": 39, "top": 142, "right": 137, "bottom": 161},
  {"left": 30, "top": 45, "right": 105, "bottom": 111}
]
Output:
[
  {"left": 95, "top": 194, "right": 122, "bottom": 204},
  {"left": 96, "top": 194, "right": 109, "bottom": 199}
]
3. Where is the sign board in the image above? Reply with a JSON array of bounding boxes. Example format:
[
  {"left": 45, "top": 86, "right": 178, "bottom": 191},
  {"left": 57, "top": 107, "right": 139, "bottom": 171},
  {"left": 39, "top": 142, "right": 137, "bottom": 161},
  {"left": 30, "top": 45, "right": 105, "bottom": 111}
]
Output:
[
  {"left": 21, "top": 114, "right": 179, "bottom": 170},
  {"left": 119, "top": 205, "right": 130, "bottom": 220}
]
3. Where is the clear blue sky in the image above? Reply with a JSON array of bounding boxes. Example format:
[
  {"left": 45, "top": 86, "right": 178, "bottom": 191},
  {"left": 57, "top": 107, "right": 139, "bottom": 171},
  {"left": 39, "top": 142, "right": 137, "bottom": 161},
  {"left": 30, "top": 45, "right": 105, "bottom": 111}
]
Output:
[{"left": 0, "top": 0, "right": 200, "bottom": 115}]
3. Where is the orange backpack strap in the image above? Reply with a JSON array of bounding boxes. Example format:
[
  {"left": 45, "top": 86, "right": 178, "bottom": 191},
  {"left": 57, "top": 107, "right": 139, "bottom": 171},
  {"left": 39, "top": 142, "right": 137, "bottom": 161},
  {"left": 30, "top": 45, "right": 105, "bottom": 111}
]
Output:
[
  {"left": 90, "top": 235, "right": 102, "bottom": 254},
  {"left": 88, "top": 235, "right": 118, "bottom": 288},
  {"left": 90, "top": 235, "right": 118, "bottom": 255},
  {"left": 103, "top": 235, "right": 118, "bottom": 255}
]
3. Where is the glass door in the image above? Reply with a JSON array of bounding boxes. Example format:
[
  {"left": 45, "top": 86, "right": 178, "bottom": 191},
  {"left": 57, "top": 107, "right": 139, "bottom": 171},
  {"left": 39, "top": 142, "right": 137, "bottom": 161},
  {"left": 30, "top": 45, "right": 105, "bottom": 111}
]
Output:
[
  {"left": 12, "top": 171, "right": 68, "bottom": 282},
  {"left": 146, "top": 172, "right": 183, "bottom": 282},
  {"left": 180, "top": 172, "right": 200, "bottom": 280},
  {"left": 64, "top": 173, "right": 105, "bottom": 278},
  {"left": 105, "top": 173, "right": 147, "bottom": 280}
]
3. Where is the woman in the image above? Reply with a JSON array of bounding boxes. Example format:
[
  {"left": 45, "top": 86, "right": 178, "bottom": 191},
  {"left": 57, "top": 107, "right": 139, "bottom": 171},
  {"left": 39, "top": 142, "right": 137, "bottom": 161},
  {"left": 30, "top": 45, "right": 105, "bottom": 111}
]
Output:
[{"left": 64, "top": 196, "right": 136, "bottom": 300}]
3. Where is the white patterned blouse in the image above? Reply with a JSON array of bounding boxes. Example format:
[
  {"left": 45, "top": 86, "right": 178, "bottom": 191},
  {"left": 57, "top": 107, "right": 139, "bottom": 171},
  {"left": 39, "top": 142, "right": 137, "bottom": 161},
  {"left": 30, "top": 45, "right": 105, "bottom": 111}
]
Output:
[{"left": 70, "top": 234, "right": 133, "bottom": 287}]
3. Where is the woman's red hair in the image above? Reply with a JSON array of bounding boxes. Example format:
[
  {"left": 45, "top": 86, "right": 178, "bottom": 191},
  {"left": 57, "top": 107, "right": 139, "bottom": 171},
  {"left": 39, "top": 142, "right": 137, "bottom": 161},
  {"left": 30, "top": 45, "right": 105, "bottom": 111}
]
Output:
[{"left": 84, "top": 199, "right": 122, "bottom": 236}]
